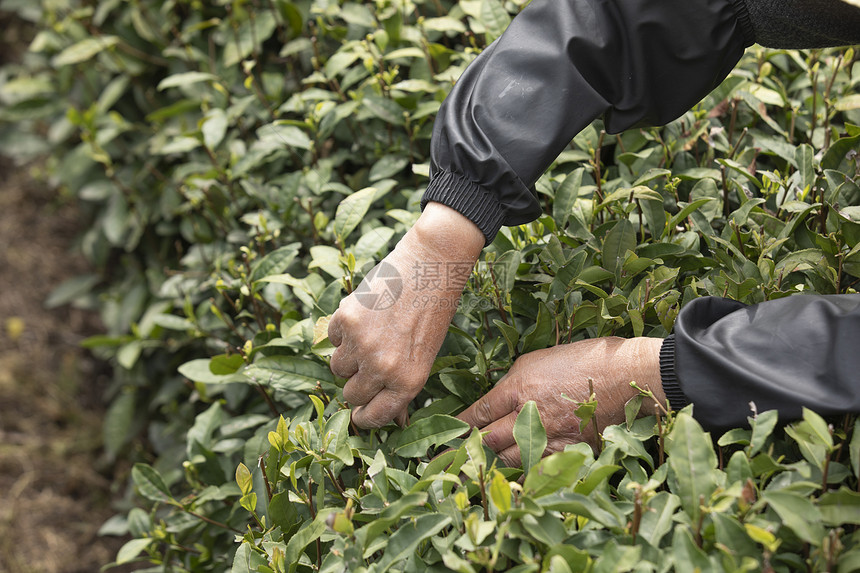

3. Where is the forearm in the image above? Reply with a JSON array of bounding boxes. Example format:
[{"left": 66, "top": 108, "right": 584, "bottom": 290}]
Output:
[{"left": 661, "top": 295, "right": 860, "bottom": 430}]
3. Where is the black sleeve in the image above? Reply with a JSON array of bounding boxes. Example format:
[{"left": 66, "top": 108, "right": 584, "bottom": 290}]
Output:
[
  {"left": 744, "top": 0, "right": 860, "bottom": 48},
  {"left": 421, "top": 0, "right": 753, "bottom": 243},
  {"left": 660, "top": 295, "right": 860, "bottom": 430}
]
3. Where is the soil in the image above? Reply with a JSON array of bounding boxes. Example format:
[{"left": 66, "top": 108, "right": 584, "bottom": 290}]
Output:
[{"left": 0, "top": 162, "right": 128, "bottom": 572}]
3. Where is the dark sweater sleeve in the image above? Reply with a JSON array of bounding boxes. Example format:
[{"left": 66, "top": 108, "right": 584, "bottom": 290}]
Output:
[
  {"left": 660, "top": 295, "right": 860, "bottom": 430},
  {"left": 422, "top": 0, "right": 753, "bottom": 243}
]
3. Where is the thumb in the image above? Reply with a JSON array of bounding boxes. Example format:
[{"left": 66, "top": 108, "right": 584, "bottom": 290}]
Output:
[{"left": 457, "top": 380, "right": 518, "bottom": 429}]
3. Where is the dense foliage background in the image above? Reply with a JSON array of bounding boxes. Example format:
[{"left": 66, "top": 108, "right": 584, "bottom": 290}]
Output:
[{"left": 1, "top": 0, "right": 860, "bottom": 571}]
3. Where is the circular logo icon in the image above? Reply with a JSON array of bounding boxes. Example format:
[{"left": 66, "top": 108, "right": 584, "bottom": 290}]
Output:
[{"left": 354, "top": 261, "right": 403, "bottom": 311}]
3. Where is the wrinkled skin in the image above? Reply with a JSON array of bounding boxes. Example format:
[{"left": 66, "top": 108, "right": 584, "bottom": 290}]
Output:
[
  {"left": 457, "top": 337, "right": 665, "bottom": 467},
  {"left": 328, "top": 203, "right": 485, "bottom": 428}
]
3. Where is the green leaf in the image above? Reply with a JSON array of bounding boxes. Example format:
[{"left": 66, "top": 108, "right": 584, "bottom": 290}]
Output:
[
  {"left": 493, "top": 319, "right": 520, "bottom": 358},
  {"left": 538, "top": 491, "right": 623, "bottom": 528},
  {"left": 671, "top": 527, "right": 711, "bottom": 572},
  {"left": 553, "top": 168, "right": 584, "bottom": 226},
  {"left": 209, "top": 354, "right": 245, "bottom": 375},
  {"left": 376, "top": 514, "right": 451, "bottom": 572},
  {"left": 489, "top": 469, "right": 511, "bottom": 513},
  {"left": 285, "top": 514, "right": 327, "bottom": 568},
  {"left": 663, "top": 198, "right": 715, "bottom": 237},
  {"left": 239, "top": 492, "right": 258, "bottom": 513},
  {"left": 178, "top": 358, "right": 248, "bottom": 385},
  {"left": 157, "top": 71, "right": 219, "bottom": 91},
  {"left": 324, "top": 409, "right": 353, "bottom": 465},
  {"left": 202, "top": 108, "right": 228, "bottom": 150},
  {"left": 233, "top": 542, "right": 269, "bottom": 573},
  {"left": 638, "top": 492, "right": 681, "bottom": 546},
  {"left": 116, "top": 538, "right": 154, "bottom": 564},
  {"left": 422, "top": 16, "right": 467, "bottom": 33},
  {"left": 334, "top": 187, "right": 376, "bottom": 239},
  {"left": 523, "top": 451, "right": 586, "bottom": 498},
  {"left": 762, "top": 490, "right": 824, "bottom": 545},
  {"left": 712, "top": 512, "right": 759, "bottom": 559},
  {"left": 103, "top": 390, "right": 135, "bottom": 459},
  {"left": 665, "top": 410, "right": 719, "bottom": 520},
  {"left": 520, "top": 301, "right": 554, "bottom": 354},
  {"left": 748, "top": 409, "right": 778, "bottom": 456},
  {"left": 223, "top": 11, "right": 277, "bottom": 67},
  {"left": 132, "top": 463, "right": 172, "bottom": 502},
  {"left": 52, "top": 36, "right": 120, "bottom": 66},
  {"left": 369, "top": 155, "right": 409, "bottom": 182},
  {"left": 796, "top": 143, "right": 816, "bottom": 192},
  {"left": 250, "top": 244, "right": 300, "bottom": 283},
  {"left": 45, "top": 274, "right": 100, "bottom": 308},
  {"left": 822, "top": 133, "right": 860, "bottom": 171},
  {"left": 850, "top": 418, "right": 860, "bottom": 480},
  {"left": 819, "top": 488, "right": 860, "bottom": 525},
  {"left": 479, "top": 0, "right": 511, "bottom": 42},
  {"left": 187, "top": 402, "right": 224, "bottom": 457},
  {"left": 802, "top": 407, "right": 833, "bottom": 449},
  {"left": 602, "top": 219, "right": 636, "bottom": 276},
  {"left": 236, "top": 462, "right": 253, "bottom": 496},
  {"left": 268, "top": 492, "right": 300, "bottom": 531},
  {"left": 246, "top": 356, "right": 336, "bottom": 393},
  {"left": 393, "top": 414, "right": 470, "bottom": 457},
  {"left": 354, "top": 227, "right": 395, "bottom": 260},
  {"left": 514, "top": 401, "right": 547, "bottom": 474},
  {"left": 357, "top": 492, "right": 429, "bottom": 548},
  {"left": 522, "top": 512, "right": 566, "bottom": 546},
  {"left": 260, "top": 122, "right": 312, "bottom": 150}
]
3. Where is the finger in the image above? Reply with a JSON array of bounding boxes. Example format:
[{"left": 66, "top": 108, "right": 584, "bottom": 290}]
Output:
[
  {"left": 394, "top": 408, "right": 410, "bottom": 428},
  {"left": 479, "top": 410, "right": 518, "bottom": 454},
  {"left": 457, "top": 380, "right": 518, "bottom": 428},
  {"left": 330, "top": 344, "right": 358, "bottom": 379},
  {"left": 497, "top": 445, "right": 522, "bottom": 469},
  {"left": 327, "top": 310, "right": 344, "bottom": 347},
  {"left": 342, "top": 371, "right": 383, "bottom": 406},
  {"left": 351, "top": 388, "right": 409, "bottom": 428}
]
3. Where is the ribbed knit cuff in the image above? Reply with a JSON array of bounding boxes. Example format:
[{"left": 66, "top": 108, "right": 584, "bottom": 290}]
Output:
[
  {"left": 659, "top": 335, "right": 690, "bottom": 411},
  {"left": 421, "top": 170, "right": 506, "bottom": 245},
  {"left": 728, "top": 0, "right": 757, "bottom": 46}
]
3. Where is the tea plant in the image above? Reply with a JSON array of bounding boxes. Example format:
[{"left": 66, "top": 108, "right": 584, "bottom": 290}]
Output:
[{"left": 1, "top": 0, "right": 859, "bottom": 571}]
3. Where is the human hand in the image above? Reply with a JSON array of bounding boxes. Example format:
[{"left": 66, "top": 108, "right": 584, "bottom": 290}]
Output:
[
  {"left": 457, "top": 337, "right": 665, "bottom": 466},
  {"left": 328, "top": 202, "right": 485, "bottom": 428}
]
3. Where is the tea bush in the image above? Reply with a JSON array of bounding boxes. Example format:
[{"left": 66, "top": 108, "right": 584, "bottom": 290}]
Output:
[{"left": 2, "top": 0, "right": 860, "bottom": 571}]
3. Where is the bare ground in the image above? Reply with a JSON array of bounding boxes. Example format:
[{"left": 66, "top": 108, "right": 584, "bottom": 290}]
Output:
[{"left": 0, "top": 162, "right": 126, "bottom": 572}]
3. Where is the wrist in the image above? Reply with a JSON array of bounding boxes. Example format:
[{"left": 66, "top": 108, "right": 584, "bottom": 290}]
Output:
[
  {"left": 396, "top": 202, "right": 484, "bottom": 281},
  {"left": 624, "top": 337, "right": 666, "bottom": 408}
]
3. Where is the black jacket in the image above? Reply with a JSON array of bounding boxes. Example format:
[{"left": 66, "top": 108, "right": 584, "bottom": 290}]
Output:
[{"left": 421, "top": 0, "right": 860, "bottom": 429}]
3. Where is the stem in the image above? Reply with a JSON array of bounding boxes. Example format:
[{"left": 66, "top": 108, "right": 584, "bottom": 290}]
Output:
[
  {"left": 728, "top": 127, "right": 748, "bottom": 160},
  {"left": 478, "top": 465, "right": 489, "bottom": 521},
  {"left": 656, "top": 404, "right": 666, "bottom": 468},
  {"left": 630, "top": 487, "right": 642, "bottom": 543},
  {"left": 325, "top": 467, "right": 348, "bottom": 502},
  {"left": 822, "top": 54, "right": 845, "bottom": 149},
  {"left": 259, "top": 456, "right": 274, "bottom": 501},
  {"left": 488, "top": 265, "right": 511, "bottom": 327},
  {"left": 693, "top": 495, "right": 706, "bottom": 548},
  {"left": 184, "top": 509, "right": 243, "bottom": 534},
  {"left": 255, "top": 383, "right": 280, "bottom": 418}
]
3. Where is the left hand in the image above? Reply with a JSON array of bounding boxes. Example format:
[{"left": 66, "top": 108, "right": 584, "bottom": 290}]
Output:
[{"left": 457, "top": 337, "right": 665, "bottom": 467}]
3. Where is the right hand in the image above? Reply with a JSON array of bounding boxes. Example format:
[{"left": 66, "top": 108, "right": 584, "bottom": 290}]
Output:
[{"left": 328, "top": 202, "right": 485, "bottom": 428}]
